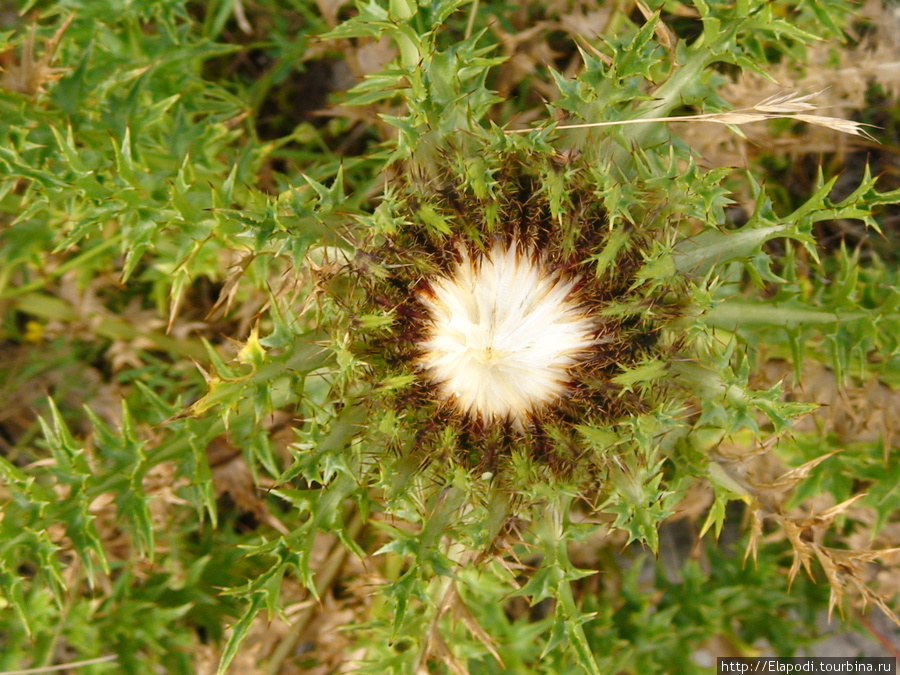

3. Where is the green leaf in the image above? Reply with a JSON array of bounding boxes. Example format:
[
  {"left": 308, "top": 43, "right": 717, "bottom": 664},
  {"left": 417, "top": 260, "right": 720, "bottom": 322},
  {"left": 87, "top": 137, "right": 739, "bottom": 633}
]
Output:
[{"left": 217, "top": 593, "right": 266, "bottom": 675}]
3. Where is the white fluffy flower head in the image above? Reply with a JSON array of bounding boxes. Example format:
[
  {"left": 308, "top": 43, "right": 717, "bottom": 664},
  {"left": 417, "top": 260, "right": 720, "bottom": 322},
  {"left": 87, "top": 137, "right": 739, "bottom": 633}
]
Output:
[{"left": 416, "top": 241, "right": 597, "bottom": 428}]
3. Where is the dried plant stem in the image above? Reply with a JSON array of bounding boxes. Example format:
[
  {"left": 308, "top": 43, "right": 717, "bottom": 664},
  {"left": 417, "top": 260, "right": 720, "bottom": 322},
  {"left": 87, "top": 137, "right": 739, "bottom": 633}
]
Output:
[
  {"left": 507, "top": 91, "right": 877, "bottom": 141},
  {"left": 854, "top": 609, "right": 900, "bottom": 659},
  {"left": 0, "top": 656, "right": 118, "bottom": 675},
  {"left": 465, "top": 0, "right": 479, "bottom": 39}
]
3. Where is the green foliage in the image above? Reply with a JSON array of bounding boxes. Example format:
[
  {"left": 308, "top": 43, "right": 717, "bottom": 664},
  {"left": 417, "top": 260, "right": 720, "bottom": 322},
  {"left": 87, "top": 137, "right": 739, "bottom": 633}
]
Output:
[{"left": 1, "top": 0, "right": 898, "bottom": 673}]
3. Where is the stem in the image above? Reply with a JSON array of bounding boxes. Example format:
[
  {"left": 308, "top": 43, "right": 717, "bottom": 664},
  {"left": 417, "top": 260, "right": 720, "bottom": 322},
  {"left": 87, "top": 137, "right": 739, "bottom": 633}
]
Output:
[
  {"left": 10, "top": 291, "right": 209, "bottom": 361},
  {"left": 464, "top": 0, "right": 479, "bottom": 39},
  {"left": 704, "top": 300, "right": 865, "bottom": 328},
  {"left": 410, "top": 484, "right": 511, "bottom": 673},
  {"left": 543, "top": 497, "right": 602, "bottom": 675},
  {"left": 0, "top": 236, "right": 121, "bottom": 300},
  {"left": 263, "top": 509, "right": 366, "bottom": 675},
  {"left": 854, "top": 609, "right": 900, "bottom": 659},
  {"left": 0, "top": 656, "right": 118, "bottom": 675}
]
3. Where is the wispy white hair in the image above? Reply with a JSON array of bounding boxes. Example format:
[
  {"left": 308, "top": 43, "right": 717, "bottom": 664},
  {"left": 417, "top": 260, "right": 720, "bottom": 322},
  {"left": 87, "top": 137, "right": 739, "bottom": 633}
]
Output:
[{"left": 416, "top": 241, "right": 597, "bottom": 428}]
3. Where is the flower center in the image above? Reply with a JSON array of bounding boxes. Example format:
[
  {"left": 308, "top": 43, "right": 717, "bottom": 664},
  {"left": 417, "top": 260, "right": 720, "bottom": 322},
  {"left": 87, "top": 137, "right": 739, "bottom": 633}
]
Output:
[{"left": 472, "top": 346, "right": 506, "bottom": 365}]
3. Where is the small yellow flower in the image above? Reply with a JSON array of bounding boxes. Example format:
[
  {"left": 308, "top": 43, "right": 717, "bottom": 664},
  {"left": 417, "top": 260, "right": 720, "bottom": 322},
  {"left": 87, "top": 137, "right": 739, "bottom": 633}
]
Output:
[{"left": 24, "top": 320, "right": 45, "bottom": 343}]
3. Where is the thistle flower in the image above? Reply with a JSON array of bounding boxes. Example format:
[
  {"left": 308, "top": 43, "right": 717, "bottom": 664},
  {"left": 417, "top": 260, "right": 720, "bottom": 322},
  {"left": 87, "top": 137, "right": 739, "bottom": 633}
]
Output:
[{"left": 416, "top": 241, "right": 598, "bottom": 429}]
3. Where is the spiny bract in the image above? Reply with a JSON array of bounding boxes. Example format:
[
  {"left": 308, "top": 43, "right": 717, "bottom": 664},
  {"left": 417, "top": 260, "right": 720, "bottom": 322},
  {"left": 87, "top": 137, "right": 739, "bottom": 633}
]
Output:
[{"left": 416, "top": 241, "right": 598, "bottom": 428}]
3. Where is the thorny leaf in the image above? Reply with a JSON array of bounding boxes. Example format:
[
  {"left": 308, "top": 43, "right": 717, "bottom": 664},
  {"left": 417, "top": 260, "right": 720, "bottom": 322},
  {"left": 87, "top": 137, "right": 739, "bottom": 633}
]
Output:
[
  {"left": 633, "top": 0, "right": 676, "bottom": 51},
  {"left": 747, "top": 504, "right": 900, "bottom": 628},
  {"left": 813, "top": 544, "right": 900, "bottom": 627},
  {"left": 0, "top": 15, "right": 74, "bottom": 96},
  {"left": 733, "top": 437, "right": 900, "bottom": 628},
  {"left": 3, "top": 0, "right": 900, "bottom": 669}
]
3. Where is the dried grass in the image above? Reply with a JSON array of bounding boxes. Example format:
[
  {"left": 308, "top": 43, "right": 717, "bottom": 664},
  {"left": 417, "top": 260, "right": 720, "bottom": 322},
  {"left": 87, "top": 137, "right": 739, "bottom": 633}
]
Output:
[{"left": 507, "top": 90, "right": 877, "bottom": 142}]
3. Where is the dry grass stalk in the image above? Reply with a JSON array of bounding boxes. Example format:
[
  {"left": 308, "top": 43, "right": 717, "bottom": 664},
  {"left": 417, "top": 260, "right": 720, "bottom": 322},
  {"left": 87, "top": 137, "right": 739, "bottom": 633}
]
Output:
[
  {"left": 507, "top": 91, "right": 877, "bottom": 141},
  {"left": 0, "top": 655, "right": 118, "bottom": 674}
]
